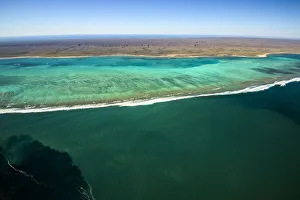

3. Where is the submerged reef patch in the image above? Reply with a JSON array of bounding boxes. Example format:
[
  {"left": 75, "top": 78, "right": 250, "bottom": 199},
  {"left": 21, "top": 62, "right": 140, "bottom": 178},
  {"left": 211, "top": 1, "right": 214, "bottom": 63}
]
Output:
[{"left": 0, "top": 135, "right": 95, "bottom": 200}]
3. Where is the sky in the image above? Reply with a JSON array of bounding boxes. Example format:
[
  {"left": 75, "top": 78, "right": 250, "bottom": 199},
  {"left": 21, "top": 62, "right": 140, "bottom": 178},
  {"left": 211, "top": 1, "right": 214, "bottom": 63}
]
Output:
[{"left": 0, "top": 0, "right": 300, "bottom": 38}]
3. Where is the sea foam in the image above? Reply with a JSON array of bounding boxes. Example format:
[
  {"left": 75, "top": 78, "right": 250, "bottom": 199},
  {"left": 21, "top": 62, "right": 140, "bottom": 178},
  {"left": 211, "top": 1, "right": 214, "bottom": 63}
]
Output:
[{"left": 1, "top": 77, "right": 299, "bottom": 114}]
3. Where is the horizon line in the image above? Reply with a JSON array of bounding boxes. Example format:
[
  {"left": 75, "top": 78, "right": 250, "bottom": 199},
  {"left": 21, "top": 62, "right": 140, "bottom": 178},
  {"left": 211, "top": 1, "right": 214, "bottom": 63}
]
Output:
[{"left": 0, "top": 34, "right": 300, "bottom": 40}]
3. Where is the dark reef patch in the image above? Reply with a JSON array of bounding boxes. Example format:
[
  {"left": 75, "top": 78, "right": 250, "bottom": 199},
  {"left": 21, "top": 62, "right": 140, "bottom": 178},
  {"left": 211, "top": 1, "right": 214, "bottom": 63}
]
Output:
[
  {"left": 49, "top": 62, "right": 72, "bottom": 67},
  {"left": 0, "top": 152, "right": 49, "bottom": 200},
  {"left": 10, "top": 62, "right": 42, "bottom": 69},
  {"left": 0, "top": 135, "right": 95, "bottom": 200},
  {"left": 0, "top": 75, "right": 24, "bottom": 86},
  {"left": 294, "top": 64, "right": 300, "bottom": 68},
  {"left": 252, "top": 67, "right": 295, "bottom": 75},
  {"left": 161, "top": 77, "right": 183, "bottom": 88},
  {"left": 289, "top": 67, "right": 300, "bottom": 72},
  {"left": 0, "top": 61, "right": 41, "bottom": 69}
]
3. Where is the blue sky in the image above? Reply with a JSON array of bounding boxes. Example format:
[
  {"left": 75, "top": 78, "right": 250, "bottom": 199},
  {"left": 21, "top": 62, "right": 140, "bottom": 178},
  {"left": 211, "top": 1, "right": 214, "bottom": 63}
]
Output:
[{"left": 0, "top": 0, "right": 299, "bottom": 38}]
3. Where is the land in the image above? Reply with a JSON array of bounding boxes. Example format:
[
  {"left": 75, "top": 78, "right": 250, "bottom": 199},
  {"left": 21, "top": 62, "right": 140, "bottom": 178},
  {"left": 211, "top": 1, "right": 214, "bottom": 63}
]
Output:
[{"left": 1, "top": 37, "right": 300, "bottom": 58}]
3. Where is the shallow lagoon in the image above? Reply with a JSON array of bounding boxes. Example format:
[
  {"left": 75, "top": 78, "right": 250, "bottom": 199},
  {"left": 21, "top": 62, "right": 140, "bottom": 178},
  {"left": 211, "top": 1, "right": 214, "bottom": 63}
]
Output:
[{"left": 1, "top": 54, "right": 300, "bottom": 112}]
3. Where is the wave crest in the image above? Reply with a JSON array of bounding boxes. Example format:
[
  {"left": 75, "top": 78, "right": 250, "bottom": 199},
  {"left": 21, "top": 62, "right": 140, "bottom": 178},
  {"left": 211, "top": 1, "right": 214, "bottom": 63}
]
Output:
[{"left": 1, "top": 77, "right": 300, "bottom": 114}]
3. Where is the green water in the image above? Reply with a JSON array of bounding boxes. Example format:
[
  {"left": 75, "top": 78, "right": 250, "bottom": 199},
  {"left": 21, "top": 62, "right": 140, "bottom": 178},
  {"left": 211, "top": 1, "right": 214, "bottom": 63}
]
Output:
[
  {"left": 1, "top": 82, "right": 300, "bottom": 200},
  {"left": 1, "top": 54, "right": 300, "bottom": 110},
  {"left": 1, "top": 54, "right": 300, "bottom": 199}
]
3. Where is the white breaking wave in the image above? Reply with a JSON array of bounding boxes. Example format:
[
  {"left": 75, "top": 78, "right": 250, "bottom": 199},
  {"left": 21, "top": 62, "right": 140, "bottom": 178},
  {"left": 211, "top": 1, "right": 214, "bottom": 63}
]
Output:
[{"left": 1, "top": 77, "right": 300, "bottom": 114}]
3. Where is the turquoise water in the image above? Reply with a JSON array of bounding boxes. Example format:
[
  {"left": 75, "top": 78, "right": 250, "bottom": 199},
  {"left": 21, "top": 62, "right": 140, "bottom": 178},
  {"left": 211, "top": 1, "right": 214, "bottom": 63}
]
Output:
[
  {"left": 1, "top": 81, "right": 300, "bottom": 200},
  {"left": 1, "top": 54, "right": 300, "bottom": 111},
  {"left": 1, "top": 54, "right": 300, "bottom": 199}
]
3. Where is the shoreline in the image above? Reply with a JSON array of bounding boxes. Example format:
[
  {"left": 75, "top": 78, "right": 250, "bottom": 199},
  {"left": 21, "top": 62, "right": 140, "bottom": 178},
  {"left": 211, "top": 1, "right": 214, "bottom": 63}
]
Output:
[
  {"left": 1, "top": 76, "right": 299, "bottom": 114},
  {"left": 0, "top": 53, "right": 281, "bottom": 60}
]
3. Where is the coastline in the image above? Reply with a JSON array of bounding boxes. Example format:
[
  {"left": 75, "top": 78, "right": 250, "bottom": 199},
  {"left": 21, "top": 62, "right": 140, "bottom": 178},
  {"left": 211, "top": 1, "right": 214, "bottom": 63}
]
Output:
[{"left": 0, "top": 53, "right": 273, "bottom": 59}]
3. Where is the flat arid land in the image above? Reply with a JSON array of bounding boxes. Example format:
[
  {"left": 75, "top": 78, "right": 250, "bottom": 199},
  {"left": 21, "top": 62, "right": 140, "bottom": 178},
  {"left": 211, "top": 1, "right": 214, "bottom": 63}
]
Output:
[{"left": 1, "top": 37, "right": 300, "bottom": 58}]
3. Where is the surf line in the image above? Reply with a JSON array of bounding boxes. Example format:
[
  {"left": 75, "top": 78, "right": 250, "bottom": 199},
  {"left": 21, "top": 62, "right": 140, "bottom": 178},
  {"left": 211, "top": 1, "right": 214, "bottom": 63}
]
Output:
[{"left": 1, "top": 77, "right": 300, "bottom": 114}]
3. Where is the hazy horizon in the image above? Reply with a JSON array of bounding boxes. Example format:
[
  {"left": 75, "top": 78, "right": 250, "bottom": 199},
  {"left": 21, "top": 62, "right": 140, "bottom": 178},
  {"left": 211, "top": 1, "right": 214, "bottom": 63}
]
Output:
[
  {"left": 0, "top": 34, "right": 300, "bottom": 41},
  {"left": 1, "top": 0, "right": 300, "bottom": 38}
]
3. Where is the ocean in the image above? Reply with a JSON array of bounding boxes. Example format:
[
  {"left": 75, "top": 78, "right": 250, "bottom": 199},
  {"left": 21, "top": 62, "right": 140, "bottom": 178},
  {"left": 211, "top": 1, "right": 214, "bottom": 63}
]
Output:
[
  {"left": 1, "top": 54, "right": 300, "bottom": 113},
  {"left": 1, "top": 55, "right": 300, "bottom": 200}
]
